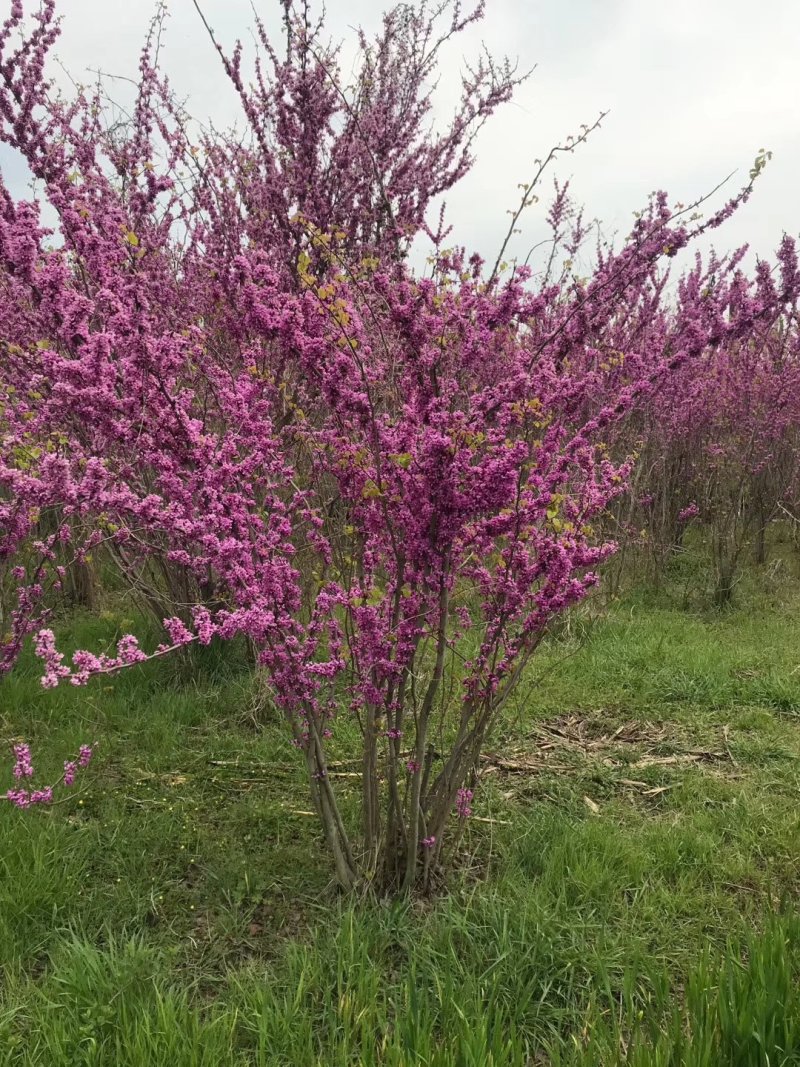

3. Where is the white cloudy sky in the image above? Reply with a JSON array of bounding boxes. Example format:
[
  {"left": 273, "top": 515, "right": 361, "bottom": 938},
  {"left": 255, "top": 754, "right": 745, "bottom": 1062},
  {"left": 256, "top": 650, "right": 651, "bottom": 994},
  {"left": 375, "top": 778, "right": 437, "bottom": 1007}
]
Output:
[{"left": 3, "top": 0, "right": 799, "bottom": 275}]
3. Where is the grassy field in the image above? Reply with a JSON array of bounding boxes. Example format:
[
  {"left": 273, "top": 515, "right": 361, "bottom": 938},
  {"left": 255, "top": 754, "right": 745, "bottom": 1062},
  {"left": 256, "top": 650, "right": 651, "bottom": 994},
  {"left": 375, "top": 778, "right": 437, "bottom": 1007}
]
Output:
[{"left": 2, "top": 556, "right": 800, "bottom": 1065}]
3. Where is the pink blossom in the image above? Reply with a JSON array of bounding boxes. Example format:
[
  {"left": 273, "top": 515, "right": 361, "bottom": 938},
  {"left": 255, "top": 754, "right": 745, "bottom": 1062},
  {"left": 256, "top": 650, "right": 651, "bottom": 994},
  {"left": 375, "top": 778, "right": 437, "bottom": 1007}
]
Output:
[
  {"left": 12, "top": 743, "right": 33, "bottom": 779},
  {"left": 455, "top": 787, "right": 473, "bottom": 819},
  {"left": 678, "top": 502, "right": 700, "bottom": 522}
]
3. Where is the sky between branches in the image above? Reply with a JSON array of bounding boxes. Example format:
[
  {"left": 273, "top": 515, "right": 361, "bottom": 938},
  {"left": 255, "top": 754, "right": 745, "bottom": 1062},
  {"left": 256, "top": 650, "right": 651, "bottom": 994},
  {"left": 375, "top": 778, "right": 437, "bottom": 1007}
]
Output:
[{"left": 2, "top": 0, "right": 799, "bottom": 275}]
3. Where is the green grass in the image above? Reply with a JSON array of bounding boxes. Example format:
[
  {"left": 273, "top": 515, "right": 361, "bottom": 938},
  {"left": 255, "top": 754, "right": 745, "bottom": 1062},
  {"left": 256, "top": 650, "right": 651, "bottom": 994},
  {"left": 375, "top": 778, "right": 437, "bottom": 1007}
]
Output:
[{"left": 2, "top": 571, "right": 800, "bottom": 1065}]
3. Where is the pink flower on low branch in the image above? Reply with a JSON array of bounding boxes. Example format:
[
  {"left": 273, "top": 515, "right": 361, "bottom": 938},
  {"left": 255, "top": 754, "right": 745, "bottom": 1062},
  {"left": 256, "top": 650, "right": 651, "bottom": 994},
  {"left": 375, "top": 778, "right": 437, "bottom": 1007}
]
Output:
[
  {"left": 7, "top": 787, "right": 52, "bottom": 809},
  {"left": 5, "top": 742, "right": 95, "bottom": 807},
  {"left": 32, "top": 616, "right": 213, "bottom": 689}
]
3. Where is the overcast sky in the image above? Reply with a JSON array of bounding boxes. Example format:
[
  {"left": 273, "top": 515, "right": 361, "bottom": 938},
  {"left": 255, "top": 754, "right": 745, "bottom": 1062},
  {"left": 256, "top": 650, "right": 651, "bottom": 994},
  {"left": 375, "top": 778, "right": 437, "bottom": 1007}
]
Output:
[{"left": 3, "top": 0, "right": 799, "bottom": 276}]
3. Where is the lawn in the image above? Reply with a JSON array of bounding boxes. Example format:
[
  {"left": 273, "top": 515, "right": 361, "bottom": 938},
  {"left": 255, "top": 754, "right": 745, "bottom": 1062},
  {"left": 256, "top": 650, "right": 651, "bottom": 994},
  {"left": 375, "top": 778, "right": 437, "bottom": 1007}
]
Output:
[{"left": 2, "top": 559, "right": 800, "bottom": 1065}]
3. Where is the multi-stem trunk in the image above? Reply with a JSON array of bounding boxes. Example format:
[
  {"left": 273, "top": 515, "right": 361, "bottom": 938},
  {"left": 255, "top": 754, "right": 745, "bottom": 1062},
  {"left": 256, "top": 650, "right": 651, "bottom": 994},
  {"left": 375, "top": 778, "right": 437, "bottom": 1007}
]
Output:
[{"left": 401, "top": 570, "right": 450, "bottom": 893}]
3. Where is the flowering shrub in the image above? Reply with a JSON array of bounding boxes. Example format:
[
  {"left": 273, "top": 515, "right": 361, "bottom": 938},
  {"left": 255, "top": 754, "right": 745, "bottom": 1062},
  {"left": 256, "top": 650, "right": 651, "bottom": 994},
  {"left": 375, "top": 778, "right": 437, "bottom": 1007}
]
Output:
[
  {"left": 1, "top": 0, "right": 798, "bottom": 891},
  {"left": 605, "top": 240, "right": 800, "bottom": 600}
]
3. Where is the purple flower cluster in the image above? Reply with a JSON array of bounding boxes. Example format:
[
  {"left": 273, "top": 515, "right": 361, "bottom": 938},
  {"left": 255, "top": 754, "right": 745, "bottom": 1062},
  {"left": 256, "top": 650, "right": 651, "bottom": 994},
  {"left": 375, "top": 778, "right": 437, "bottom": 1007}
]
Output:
[
  {"left": 455, "top": 788, "right": 474, "bottom": 819},
  {"left": 678, "top": 503, "right": 700, "bottom": 523},
  {"left": 12, "top": 742, "right": 33, "bottom": 780},
  {"left": 6, "top": 742, "right": 94, "bottom": 809}
]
